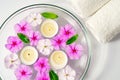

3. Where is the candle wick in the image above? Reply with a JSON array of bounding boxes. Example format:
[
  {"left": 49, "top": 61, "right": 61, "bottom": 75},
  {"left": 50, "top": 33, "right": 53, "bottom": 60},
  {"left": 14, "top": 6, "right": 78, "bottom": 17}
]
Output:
[{"left": 28, "top": 53, "right": 30, "bottom": 56}]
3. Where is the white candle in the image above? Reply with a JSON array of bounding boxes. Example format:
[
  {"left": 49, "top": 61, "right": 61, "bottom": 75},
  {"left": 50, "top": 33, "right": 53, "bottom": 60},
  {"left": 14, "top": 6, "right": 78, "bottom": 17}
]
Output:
[
  {"left": 50, "top": 50, "right": 68, "bottom": 70},
  {"left": 40, "top": 19, "right": 58, "bottom": 38},
  {"left": 20, "top": 46, "right": 38, "bottom": 65}
]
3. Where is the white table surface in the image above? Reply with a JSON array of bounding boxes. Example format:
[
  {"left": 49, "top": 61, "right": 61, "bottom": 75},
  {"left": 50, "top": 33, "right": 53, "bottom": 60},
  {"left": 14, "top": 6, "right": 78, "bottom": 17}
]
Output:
[{"left": 0, "top": 0, "right": 120, "bottom": 80}]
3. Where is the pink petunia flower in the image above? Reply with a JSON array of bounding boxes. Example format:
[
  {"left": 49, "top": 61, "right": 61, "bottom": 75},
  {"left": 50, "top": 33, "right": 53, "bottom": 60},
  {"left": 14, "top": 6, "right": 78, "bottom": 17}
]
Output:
[
  {"left": 14, "top": 21, "right": 32, "bottom": 35},
  {"left": 52, "top": 35, "right": 66, "bottom": 50},
  {"left": 66, "top": 43, "right": 83, "bottom": 60},
  {"left": 5, "top": 36, "right": 23, "bottom": 53},
  {"left": 15, "top": 65, "right": 33, "bottom": 80},
  {"left": 28, "top": 31, "right": 41, "bottom": 46},
  {"left": 34, "top": 57, "right": 50, "bottom": 72},
  {"left": 60, "top": 24, "right": 75, "bottom": 40},
  {"left": 35, "top": 72, "right": 50, "bottom": 80}
]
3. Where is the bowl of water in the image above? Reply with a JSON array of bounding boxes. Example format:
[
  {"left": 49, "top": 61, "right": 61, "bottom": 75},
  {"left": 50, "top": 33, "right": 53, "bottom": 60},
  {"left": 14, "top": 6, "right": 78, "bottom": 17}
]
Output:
[{"left": 0, "top": 4, "right": 90, "bottom": 80}]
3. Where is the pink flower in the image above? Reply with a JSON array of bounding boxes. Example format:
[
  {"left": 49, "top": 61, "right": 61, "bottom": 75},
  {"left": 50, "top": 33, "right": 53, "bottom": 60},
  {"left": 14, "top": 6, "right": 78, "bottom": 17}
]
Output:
[
  {"left": 34, "top": 57, "right": 50, "bottom": 72},
  {"left": 35, "top": 72, "right": 50, "bottom": 80},
  {"left": 14, "top": 21, "right": 31, "bottom": 35},
  {"left": 15, "top": 65, "right": 33, "bottom": 80},
  {"left": 52, "top": 35, "right": 66, "bottom": 50},
  {"left": 5, "top": 36, "right": 23, "bottom": 53},
  {"left": 29, "top": 31, "right": 41, "bottom": 46},
  {"left": 60, "top": 24, "right": 75, "bottom": 40},
  {"left": 66, "top": 43, "right": 83, "bottom": 60}
]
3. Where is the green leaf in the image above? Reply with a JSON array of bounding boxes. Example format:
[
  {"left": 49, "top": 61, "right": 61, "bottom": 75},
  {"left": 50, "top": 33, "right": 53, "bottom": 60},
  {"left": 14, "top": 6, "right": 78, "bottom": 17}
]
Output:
[
  {"left": 66, "top": 34, "right": 79, "bottom": 45},
  {"left": 17, "top": 33, "right": 30, "bottom": 43},
  {"left": 41, "top": 12, "right": 58, "bottom": 19},
  {"left": 0, "top": 77, "right": 2, "bottom": 80},
  {"left": 49, "top": 70, "right": 59, "bottom": 80}
]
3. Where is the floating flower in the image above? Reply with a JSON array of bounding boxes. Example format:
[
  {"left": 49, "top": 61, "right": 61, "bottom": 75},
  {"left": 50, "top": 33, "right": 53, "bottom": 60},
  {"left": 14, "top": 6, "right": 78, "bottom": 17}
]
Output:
[
  {"left": 27, "top": 12, "right": 42, "bottom": 27},
  {"left": 5, "top": 36, "right": 23, "bottom": 53},
  {"left": 66, "top": 43, "right": 83, "bottom": 60},
  {"left": 58, "top": 65, "right": 76, "bottom": 80},
  {"left": 14, "top": 21, "right": 31, "bottom": 35},
  {"left": 15, "top": 65, "right": 33, "bottom": 80},
  {"left": 52, "top": 34, "right": 66, "bottom": 50},
  {"left": 34, "top": 57, "right": 50, "bottom": 72},
  {"left": 4, "top": 54, "right": 20, "bottom": 69},
  {"left": 29, "top": 31, "right": 41, "bottom": 46},
  {"left": 35, "top": 72, "right": 50, "bottom": 80},
  {"left": 37, "top": 39, "right": 53, "bottom": 56},
  {"left": 60, "top": 24, "right": 75, "bottom": 40}
]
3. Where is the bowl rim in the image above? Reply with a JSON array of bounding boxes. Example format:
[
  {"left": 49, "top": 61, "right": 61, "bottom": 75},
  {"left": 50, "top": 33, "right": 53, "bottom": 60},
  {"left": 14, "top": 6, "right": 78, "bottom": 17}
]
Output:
[{"left": 0, "top": 4, "right": 91, "bottom": 80}]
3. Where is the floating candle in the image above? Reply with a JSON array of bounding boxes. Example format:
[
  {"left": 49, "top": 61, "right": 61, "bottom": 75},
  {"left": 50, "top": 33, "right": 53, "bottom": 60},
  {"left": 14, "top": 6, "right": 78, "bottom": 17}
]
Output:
[
  {"left": 40, "top": 19, "right": 58, "bottom": 38},
  {"left": 50, "top": 50, "right": 68, "bottom": 70},
  {"left": 20, "top": 46, "right": 38, "bottom": 65}
]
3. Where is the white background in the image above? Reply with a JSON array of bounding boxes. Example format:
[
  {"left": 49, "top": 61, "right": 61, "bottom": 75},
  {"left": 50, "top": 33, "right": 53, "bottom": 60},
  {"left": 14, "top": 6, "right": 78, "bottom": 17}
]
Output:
[{"left": 0, "top": 0, "right": 120, "bottom": 80}]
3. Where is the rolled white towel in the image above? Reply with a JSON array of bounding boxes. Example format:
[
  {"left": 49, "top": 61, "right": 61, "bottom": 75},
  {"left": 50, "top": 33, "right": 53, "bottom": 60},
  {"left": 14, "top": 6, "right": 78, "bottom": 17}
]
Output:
[
  {"left": 86, "top": 0, "right": 120, "bottom": 43},
  {"left": 69, "top": 0, "right": 110, "bottom": 18}
]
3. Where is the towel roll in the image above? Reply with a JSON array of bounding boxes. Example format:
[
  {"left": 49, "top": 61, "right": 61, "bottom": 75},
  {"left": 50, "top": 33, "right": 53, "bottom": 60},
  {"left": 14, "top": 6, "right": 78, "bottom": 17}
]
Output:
[
  {"left": 86, "top": 0, "right": 120, "bottom": 43},
  {"left": 70, "top": 0, "right": 110, "bottom": 18}
]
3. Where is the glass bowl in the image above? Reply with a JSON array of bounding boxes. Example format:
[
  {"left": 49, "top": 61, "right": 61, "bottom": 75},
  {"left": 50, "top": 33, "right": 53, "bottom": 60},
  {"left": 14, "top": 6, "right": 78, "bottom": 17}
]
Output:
[{"left": 0, "top": 4, "right": 90, "bottom": 80}]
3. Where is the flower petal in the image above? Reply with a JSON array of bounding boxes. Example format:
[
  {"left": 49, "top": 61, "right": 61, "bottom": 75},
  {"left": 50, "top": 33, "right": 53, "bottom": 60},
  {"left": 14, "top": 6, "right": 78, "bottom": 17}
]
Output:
[
  {"left": 58, "top": 65, "right": 76, "bottom": 80},
  {"left": 34, "top": 57, "right": 50, "bottom": 72},
  {"left": 37, "top": 39, "right": 53, "bottom": 56},
  {"left": 4, "top": 54, "right": 20, "bottom": 69},
  {"left": 15, "top": 65, "right": 32, "bottom": 80}
]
